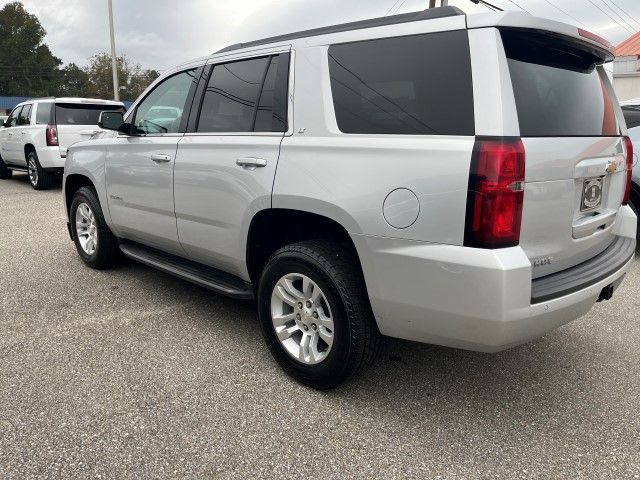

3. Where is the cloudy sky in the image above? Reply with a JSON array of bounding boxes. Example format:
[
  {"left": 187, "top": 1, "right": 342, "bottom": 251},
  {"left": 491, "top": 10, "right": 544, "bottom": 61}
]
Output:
[{"left": 3, "top": 0, "right": 640, "bottom": 72}]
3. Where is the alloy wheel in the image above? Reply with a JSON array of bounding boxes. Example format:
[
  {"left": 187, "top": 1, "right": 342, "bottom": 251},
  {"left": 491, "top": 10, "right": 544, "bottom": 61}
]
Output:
[
  {"left": 75, "top": 203, "right": 98, "bottom": 255},
  {"left": 270, "top": 273, "right": 335, "bottom": 365},
  {"left": 28, "top": 158, "right": 38, "bottom": 186}
]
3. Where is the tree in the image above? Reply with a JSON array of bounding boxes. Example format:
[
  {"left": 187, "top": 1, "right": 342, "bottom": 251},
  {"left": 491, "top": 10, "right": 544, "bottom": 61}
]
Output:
[
  {"left": 85, "top": 53, "right": 159, "bottom": 101},
  {"left": 56, "top": 63, "right": 94, "bottom": 97},
  {"left": 0, "top": 2, "right": 62, "bottom": 96}
]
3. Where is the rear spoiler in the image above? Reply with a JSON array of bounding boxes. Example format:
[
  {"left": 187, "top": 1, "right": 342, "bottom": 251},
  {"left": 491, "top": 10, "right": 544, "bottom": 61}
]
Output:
[{"left": 467, "top": 11, "right": 614, "bottom": 62}]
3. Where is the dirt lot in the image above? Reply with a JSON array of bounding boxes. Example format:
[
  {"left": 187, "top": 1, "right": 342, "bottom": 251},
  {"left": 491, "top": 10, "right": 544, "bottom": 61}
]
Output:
[{"left": 1, "top": 173, "right": 639, "bottom": 479}]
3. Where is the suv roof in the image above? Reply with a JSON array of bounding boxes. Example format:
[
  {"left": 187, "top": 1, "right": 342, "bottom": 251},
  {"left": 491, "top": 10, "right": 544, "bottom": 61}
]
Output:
[
  {"left": 35, "top": 97, "right": 124, "bottom": 105},
  {"left": 214, "top": 5, "right": 464, "bottom": 54}
]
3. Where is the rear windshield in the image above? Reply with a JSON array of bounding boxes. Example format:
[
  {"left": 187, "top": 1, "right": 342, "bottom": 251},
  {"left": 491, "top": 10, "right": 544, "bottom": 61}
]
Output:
[
  {"left": 502, "top": 29, "right": 619, "bottom": 137},
  {"left": 55, "top": 104, "right": 125, "bottom": 126},
  {"left": 328, "top": 30, "right": 475, "bottom": 135}
]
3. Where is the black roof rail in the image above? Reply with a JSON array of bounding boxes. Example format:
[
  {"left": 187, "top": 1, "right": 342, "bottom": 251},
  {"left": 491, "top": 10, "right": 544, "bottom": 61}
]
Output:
[{"left": 214, "top": 5, "right": 465, "bottom": 54}]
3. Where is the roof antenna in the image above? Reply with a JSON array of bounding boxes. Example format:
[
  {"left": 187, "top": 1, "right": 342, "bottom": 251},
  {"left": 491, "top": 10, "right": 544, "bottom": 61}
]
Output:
[{"left": 470, "top": 0, "right": 503, "bottom": 11}]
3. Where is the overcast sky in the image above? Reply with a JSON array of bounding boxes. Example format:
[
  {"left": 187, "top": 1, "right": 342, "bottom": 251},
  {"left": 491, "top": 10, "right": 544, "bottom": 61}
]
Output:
[{"left": 3, "top": 0, "right": 640, "bottom": 72}]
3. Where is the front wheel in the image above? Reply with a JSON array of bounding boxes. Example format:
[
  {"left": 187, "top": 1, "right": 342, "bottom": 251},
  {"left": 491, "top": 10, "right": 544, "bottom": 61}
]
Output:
[
  {"left": 70, "top": 187, "right": 120, "bottom": 269},
  {"left": 258, "top": 240, "right": 381, "bottom": 389}
]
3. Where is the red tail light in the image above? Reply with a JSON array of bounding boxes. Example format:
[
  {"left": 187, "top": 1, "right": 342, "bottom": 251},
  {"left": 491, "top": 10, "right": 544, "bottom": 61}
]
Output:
[
  {"left": 46, "top": 125, "right": 58, "bottom": 146},
  {"left": 623, "top": 135, "right": 633, "bottom": 205},
  {"left": 464, "top": 137, "right": 526, "bottom": 248}
]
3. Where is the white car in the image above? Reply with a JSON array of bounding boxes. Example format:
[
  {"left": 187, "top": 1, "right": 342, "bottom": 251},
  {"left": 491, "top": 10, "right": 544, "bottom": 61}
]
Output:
[
  {"left": 620, "top": 99, "right": 640, "bottom": 249},
  {"left": 0, "top": 98, "right": 125, "bottom": 189}
]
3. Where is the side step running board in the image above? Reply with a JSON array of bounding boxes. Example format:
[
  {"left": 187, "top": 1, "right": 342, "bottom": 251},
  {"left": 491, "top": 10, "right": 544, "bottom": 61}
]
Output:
[{"left": 119, "top": 241, "right": 254, "bottom": 300}]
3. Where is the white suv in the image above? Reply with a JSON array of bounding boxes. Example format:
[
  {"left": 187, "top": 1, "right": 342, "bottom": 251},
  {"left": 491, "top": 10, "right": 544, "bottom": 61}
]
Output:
[
  {"left": 63, "top": 7, "right": 637, "bottom": 388},
  {"left": 0, "top": 98, "right": 125, "bottom": 189}
]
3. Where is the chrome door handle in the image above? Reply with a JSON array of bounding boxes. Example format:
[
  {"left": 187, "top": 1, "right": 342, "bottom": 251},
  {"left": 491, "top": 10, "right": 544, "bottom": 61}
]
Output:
[
  {"left": 236, "top": 157, "right": 267, "bottom": 168},
  {"left": 150, "top": 154, "right": 172, "bottom": 163}
]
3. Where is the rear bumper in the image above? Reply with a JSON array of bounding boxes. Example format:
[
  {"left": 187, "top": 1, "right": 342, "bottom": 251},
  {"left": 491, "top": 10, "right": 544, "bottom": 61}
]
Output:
[
  {"left": 36, "top": 146, "right": 64, "bottom": 169},
  {"left": 353, "top": 207, "right": 636, "bottom": 353}
]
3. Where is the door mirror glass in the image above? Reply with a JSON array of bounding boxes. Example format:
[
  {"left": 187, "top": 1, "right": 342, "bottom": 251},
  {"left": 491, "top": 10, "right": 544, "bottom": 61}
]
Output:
[{"left": 98, "top": 111, "right": 125, "bottom": 131}]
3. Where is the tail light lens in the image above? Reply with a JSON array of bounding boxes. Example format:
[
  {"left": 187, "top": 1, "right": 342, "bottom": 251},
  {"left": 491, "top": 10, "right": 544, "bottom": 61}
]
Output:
[
  {"left": 46, "top": 125, "right": 58, "bottom": 146},
  {"left": 623, "top": 135, "right": 633, "bottom": 205},
  {"left": 464, "top": 137, "right": 526, "bottom": 248}
]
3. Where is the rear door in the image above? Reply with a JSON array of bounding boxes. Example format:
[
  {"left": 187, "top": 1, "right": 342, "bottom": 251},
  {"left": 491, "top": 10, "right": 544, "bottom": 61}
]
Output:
[
  {"left": 55, "top": 103, "right": 125, "bottom": 156},
  {"left": 174, "top": 51, "right": 290, "bottom": 278},
  {"left": 500, "top": 29, "right": 626, "bottom": 278}
]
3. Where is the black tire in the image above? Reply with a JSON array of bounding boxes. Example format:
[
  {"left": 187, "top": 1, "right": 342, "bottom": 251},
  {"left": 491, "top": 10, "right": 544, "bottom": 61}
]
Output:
[
  {"left": 27, "top": 151, "right": 52, "bottom": 190},
  {"left": 70, "top": 186, "right": 120, "bottom": 269},
  {"left": 258, "top": 240, "right": 381, "bottom": 390},
  {"left": 0, "top": 156, "right": 12, "bottom": 179}
]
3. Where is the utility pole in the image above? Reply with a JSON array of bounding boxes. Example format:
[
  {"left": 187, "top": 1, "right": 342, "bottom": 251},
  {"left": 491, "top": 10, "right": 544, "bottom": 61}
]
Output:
[
  {"left": 428, "top": 0, "right": 436, "bottom": 7},
  {"left": 108, "top": 0, "right": 120, "bottom": 101}
]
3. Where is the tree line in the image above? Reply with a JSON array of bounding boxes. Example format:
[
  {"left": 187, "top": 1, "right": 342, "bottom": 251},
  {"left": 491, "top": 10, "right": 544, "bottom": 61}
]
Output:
[{"left": 0, "top": 2, "right": 159, "bottom": 101}]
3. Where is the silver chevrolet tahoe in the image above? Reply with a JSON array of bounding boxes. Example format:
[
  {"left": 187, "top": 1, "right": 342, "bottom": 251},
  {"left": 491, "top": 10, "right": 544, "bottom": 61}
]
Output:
[{"left": 63, "top": 6, "right": 637, "bottom": 389}]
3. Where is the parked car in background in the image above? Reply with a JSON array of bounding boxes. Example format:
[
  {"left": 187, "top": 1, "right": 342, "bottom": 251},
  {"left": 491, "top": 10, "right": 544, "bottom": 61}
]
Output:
[
  {"left": 620, "top": 99, "right": 640, "bottom": 249},
  {"left": 0, "top": 115, "right": 7, "bottom": 127},
  {"left": 63, "top": 7, "right": 636, "bottom": 388},
  {"left": 0, "top": 98, "right": 125, "bottom": 189}
]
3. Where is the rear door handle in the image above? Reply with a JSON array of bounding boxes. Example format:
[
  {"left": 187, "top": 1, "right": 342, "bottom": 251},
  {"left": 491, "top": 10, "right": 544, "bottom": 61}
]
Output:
[
  {"left": 236, "top": 157, "right": 267, "bottom": 169},
  {"left": 150, "top": 154, "right": 172, "bottom": 163}
]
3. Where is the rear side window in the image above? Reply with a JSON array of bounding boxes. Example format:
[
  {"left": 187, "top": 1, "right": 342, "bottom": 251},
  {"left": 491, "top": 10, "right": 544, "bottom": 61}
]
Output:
[
  {"left": 622, "top": 106, "right": 640, "bottom": 129},
  {"left": 36, "top": 103, "right": 54, "bottom": 125},
  {"left": 196, "top": 53, "right": 289, "bottom": 133},
  {"left": 56, "top": 104, "right": 125, "bottom": 126},
  {"left": 328, "top": 31, "right": 475, "bottom": 135},
  {"left": 502, "top": 29, "right": 619, "bottom": 137},
  {"left": 18, "top": 104, "right": 32, "bottom": 125}
]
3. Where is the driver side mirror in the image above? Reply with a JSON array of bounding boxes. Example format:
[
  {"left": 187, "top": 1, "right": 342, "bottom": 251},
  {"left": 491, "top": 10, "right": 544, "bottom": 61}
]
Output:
[{"left": 98, "top": 111, "right": 133, "bottom": 135}]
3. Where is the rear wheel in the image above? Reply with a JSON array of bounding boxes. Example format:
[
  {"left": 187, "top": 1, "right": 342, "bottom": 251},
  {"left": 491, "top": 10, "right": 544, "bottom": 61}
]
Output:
[
  {"left": 0, "top": 156, "right": 12, "bottom": 179},
  {"left": 258, "top": 240, "right": 381, "bottom": 389},
  {"left": 70, "top": 187, "right": 120, "bottom": 269},
  {"left": 27, "top": 151, "right": 52, "bottom": 190}
]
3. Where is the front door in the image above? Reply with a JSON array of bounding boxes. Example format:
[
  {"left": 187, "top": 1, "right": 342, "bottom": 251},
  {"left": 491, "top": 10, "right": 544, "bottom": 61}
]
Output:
[
  {"left": 0, "top": 106, "right": 22, "bottom": 164},
  {"left": 174, "top": 52, "right": 291, "bottom": 278},
  {"left": 105, "top": 68, "right": 200, "bottom": 254}
]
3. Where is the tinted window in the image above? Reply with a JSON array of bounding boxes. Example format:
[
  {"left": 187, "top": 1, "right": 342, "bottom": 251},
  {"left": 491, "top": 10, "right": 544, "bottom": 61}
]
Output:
[
  {"left": 502, "top": 29, "right": 619, "bottom": 137},
  {"left": 622, "top": 106, "right": 640, "bottom": 129},
  {"left": 255, "top": 56, "right": 280, "bottom": 131},
  {"left": 55, "top": 104, "right": 125, "bottom": 126},
  {"left": 36, "top": 102, "right": 54, "bottom": 125},
  {"left": 328, "top": 31, "right": 475, "bottom": 135},
  {"left": 197, "top": 57, "right": 269, "bottom": 132},
  {"left": 134, "top": 69, "right": 198, "bottom": 134},
  {"left": 5, "top": 106, "right": 21, "bottom": 127},
  {"left": 18, "top": 104, "right": 32, "bottom": 125}
]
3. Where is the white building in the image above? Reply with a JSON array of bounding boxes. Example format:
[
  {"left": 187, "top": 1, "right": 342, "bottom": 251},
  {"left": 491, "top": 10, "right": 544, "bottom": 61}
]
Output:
[{"left": 613, "top": 33, "right": 640, "bottom": 101}]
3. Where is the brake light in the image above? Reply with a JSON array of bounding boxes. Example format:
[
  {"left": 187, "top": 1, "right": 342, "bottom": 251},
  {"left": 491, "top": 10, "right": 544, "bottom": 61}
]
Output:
[
  {"left": 464, "top": 138, "right": 526, "bottom": 249},
  {"left": 577, "top": 28, "right": 613, "bottom": 50},
  {"left": 46, "top": 125, "right": 58, "bottom": 146},
  {"left": 623, "top": 135, "right": 633, "bottom": 205}
]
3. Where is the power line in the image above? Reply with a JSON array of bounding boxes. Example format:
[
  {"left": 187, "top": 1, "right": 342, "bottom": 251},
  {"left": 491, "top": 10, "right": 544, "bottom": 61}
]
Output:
[
  {"left": 585, "top": 0, "right": 636, "bottom": 35},
  {"left": 598, "top": 0, "right": 638, "bottom": 33},
  {"left": 603, "top": 0, "right": 640, "bottom": 31},
  {"left": 384, "top": 0, "right": 404, "bottom": 16},
  {"left": 501, "top": 0, "right": 531, "bottom": 14},
  {"left": 538, "top": 0, "right": 589, "bottom": 28}
]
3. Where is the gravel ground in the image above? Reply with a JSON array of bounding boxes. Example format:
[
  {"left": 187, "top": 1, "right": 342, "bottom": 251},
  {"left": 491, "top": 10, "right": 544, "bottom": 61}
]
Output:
[{"left": 0, "top": 173, "right": 639, "bottom": 479}]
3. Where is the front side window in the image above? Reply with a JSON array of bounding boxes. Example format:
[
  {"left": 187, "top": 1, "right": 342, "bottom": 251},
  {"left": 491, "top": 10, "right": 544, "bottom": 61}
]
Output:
[
  {"left": 196, "top": 53, "right": 289, "bottom": 133},
  {"left": 328, "top": 31, "right": 475, "bottom": 135},
  {"left": 18, "top": 104, "right": 32, "bottom": 125},
  {"left": 5, "top": 106, "right": 22, "bottom": 128},
  {"left": 134, "top": 69, "right": 198, "bottom": 134}
]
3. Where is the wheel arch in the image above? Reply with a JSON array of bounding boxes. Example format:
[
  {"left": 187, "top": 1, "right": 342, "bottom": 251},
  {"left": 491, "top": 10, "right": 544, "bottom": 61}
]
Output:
[
  {"left": 64, "top": 174, "right": 96, "bottom": 216},
  {"left": 24, "top": 143, "right": 36, "bottom": 160},
  {"left": 246, "top": 208, "right": 364, "bottom": 287}
]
